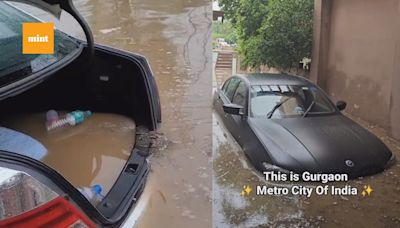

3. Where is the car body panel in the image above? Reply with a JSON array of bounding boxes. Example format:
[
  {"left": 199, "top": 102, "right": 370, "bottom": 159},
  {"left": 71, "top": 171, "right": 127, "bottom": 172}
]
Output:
[
  {"left": 214, "top": 73, "right": 394, "bottom": 177},
  {"left": 3, "top": 0, "right": 62, "bottom": 17},
  {"left": 0, "top": 2, "right": 159, "bottom": 226},
  {"left": 92, "top": 44, "right": 161, "bottom": 129},
  {"left": 214, "top": 87, "right": 271, "bottom": 170}
]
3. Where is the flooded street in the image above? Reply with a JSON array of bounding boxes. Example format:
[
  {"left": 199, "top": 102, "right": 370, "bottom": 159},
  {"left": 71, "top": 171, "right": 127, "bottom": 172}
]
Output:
[
  {"left": 213, "top": 110, "right": 400, "bottom": 227},
  {"left": 10, "top": 0, "right": 212, "bottom": 226},
  {"left": 212, "top": 56, "right": 400, "bottom": 227},
  {"left": 2, "top": 0, "right": 399, "bottom": 227},
  {"left": 213, "top": 113, "right": 308, "bottom": 227},
  {"left": 304, "top": 114, "right": 400, "bottom": 227},
  {"left": 69, "top": 0, "right": 213, "bottom": 227}
]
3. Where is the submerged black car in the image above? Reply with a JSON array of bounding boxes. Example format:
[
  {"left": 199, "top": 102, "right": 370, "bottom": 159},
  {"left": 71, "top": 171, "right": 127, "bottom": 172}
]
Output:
[{"left": 214, "top": 73, "right": 394, "bottom": 178}]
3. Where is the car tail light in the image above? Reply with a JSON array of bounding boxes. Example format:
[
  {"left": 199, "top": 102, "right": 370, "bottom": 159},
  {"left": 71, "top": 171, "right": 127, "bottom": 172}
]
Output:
[
  {"left": 0, "top": 167, "right": 95, "bottom": 228},
  {"left": 0, "top": 197, "right": 95, "bottom": 228}
]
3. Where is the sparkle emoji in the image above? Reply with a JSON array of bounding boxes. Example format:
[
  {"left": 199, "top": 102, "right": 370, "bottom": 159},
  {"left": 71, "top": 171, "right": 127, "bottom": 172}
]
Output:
[
  {"left": 241, "top": 185, "right": 252, "bottom": 197},
  {"left": 361, "top": 185, "right": 373, "bottom": 197}
]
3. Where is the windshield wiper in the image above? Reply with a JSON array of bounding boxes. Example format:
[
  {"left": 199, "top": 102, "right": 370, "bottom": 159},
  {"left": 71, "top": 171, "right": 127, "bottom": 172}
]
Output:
[
  {"left": 267, "top": 97, "right": 293, "bottom": 119},
  {"left": 302, "top": 101, "right": 315, "bottom": 118}
]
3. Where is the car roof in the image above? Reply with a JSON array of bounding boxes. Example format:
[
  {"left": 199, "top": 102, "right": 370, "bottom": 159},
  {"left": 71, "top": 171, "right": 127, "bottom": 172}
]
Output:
[{"left": 234, "top": 73, "right": 313, "bottom": 86}]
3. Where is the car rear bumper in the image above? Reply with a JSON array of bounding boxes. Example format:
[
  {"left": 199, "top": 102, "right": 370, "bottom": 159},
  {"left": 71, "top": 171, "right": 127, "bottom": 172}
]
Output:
[{"left": 97, "top": 148, "right": 150, "bottom": 222}]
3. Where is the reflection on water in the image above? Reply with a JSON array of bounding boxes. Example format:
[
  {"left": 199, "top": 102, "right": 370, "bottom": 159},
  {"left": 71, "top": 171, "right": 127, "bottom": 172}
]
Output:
[
  {"left": 0, "top": 167, "right": 58, "bottom": 220},
  {"left": 213, "top": 110, "right": 400, "bottom": 227},
  {"left": 213, "top": 113, "right": 309, "bottom": 227},
  {"left": 69, "top": 0, "right": 213, "bottom": 227},
  {"left": 304, "top": 115, "right": 400, "bottom": 227},
  {"left": 10, "top": 0, "right": 212, "bottom": 226},
  {"left": 1, "top": 112, "right": 136, "bottom": 194}
]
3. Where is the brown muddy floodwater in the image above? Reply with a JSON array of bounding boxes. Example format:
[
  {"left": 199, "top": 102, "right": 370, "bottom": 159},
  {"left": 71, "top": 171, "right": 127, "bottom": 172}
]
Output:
[
  {"left": 213, "top": 111, "right": 400, "bottom": 227},
  {"left": 1, "top": 112, "right": 136, "bottom": 195},
  {"left": 212, "top": 65, "right": 400, "bottom": 227},
  {"left": 11, "top": 0, "right": 212, "bottom": 226},
  {"left": 63, "top": 0, "right": 213, "bottom": 227}
]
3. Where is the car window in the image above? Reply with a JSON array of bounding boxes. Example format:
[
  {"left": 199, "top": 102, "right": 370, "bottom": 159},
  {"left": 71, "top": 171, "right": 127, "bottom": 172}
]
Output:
[
  {"left": 232, "top": 81, "right": 247, "bottom": 107},
  {"left": 224, "top": 78, "right": 240, "bottom": 101},
  {"left": 221, "top": 79, "right": 230, "bottom": 92},
  {"left": 250, "top": 85, "right": 336, "bottom": 118},
  {"left": 0, "top": 2, "right": 80, "bottom": 87}
]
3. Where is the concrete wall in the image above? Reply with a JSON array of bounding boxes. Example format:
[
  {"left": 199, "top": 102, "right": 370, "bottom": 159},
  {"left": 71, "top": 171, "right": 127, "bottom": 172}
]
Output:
[{"left": 311, "top": 0, "right": 400, "bottom": 140}]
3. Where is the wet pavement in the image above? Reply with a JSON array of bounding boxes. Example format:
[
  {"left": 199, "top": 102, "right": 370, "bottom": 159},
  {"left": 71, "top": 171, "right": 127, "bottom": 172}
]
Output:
[
  {"left": 212, "top": 55, "right": 400, "bottom": 227},
  {"left": 6, "top": 1, "right": 400, "bottom": 227},
  {"left": 213, "top": 111, "right": 400, "bottom": 227},
  {"left": 67, "top": 0, "right": 213, "bottom": 227},
  {"left": 11, "top": 0, "right": 212, "bottom": 226},
  {"left": 213, "top": 113, "right": 308, "bottom": 227}
]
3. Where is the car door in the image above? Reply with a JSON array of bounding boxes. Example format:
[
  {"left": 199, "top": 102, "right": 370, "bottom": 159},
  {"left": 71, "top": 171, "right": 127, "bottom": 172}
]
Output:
[
  {"left": 229, "top": 81, "right": 249, "bottom": 146},
  {"left": 214, "top": 78, "right": 230, "bottom": 116},
  {"left": 215, "top": 77, "right": 240, "bottom": 132}
]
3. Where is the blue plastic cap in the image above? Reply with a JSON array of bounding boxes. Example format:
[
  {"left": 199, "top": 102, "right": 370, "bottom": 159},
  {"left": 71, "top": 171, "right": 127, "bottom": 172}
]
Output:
[
  {"left": 85, "top": 111, "right": 92, "bottom": 117},
  {"left": 92, "top": 184, "right": 102, "bottom": 194}
]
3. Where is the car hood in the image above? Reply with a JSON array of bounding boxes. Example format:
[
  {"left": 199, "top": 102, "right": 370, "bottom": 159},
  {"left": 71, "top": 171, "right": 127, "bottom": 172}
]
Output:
[{"left": 249, "top": 115, "right": 393, "bottom": 177}]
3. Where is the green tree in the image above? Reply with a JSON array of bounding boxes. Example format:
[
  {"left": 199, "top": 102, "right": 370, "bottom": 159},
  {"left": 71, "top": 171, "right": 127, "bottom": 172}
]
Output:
[
  {"left": 219, "top": 0, "right": 269, "bottom": 68},
  {"left": 219, "top": 0, "right": 268, "bottom": 40},
  {"left": 217, "top": 0, "right": 241, "bottom": 25},
  {"left": 218, "top": 0, "right": 313, "bottom": 69},
  {"left": 260, "top": 0, "right": 314, "bottom": 69},
  {"left": 212, "top": 21, "right": 237, "bottom": 44}
]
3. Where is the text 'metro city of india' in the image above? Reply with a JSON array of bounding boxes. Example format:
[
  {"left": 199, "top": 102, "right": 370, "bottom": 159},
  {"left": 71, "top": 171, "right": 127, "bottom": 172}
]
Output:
[{"left": 251, "top": 171, "right": 374, "bottom": 198}]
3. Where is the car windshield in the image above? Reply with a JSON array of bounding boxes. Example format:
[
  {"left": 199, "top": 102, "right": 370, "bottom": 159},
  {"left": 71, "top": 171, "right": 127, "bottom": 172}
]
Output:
[
  {"left": 250, "top": 84, "right": 336, "bottom": 118},
  {"left": 0, "top": 2, "right": 80, "bottom": 87}
]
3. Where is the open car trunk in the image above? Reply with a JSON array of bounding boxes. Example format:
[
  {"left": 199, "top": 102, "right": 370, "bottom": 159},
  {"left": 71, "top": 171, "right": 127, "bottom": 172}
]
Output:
[
  {"left": 0, "top": 45, "right": 155, "bottom": 222},
  {"left": 0, "top": 112, "right": 137, "bottom": 195}
]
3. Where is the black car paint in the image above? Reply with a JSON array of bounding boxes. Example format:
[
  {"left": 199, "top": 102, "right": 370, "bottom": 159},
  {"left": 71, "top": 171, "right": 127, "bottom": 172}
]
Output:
[
  {"left": 86, "top": 44, "right": 161, "bottom": 130},
  {"left": 0, "top": 3, "right": 161, "bottom": 226},
  {"left": 0, "top": 150, "right": 149, "bottom": 227},
  {"left": 0, "top": 44, "right": 160, "bottom": 225},
  {"left": 1, "top": 44, "right": 160, "bottom": 131},
  {"left": 214, "top": 73, "right": 394, "bottom": 177}
]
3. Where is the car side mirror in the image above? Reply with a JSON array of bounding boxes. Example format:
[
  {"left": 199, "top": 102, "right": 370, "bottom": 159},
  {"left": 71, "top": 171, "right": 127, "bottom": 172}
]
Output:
[
  {"left": 223, "top": 103, "right": 244, "bottom": 116},
  {"left": 336, "top": 101, "right": 347, "bottom": 111}
]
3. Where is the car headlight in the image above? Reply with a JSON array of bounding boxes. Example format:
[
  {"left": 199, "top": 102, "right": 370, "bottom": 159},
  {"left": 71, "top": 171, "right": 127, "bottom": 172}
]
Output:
[
  {"left": 262, "top": 162, "right": 292, "bottom": 174},
  {"left": 385, "top": 153, "right": 396, "bottom": 169}
]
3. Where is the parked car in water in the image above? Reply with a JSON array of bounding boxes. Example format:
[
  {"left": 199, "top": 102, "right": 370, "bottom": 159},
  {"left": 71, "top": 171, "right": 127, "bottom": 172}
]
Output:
[
  {"left": 0, "top": 0, "right": 160, "bottom": 227},
  {"left": 213, "top": 73, "right": 395, "bottom": 178}
]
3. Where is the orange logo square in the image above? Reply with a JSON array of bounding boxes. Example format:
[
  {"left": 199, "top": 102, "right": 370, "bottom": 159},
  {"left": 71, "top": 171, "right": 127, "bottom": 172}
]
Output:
[{"left": 22, "top": 22, "right": 54, "bottom": 54}]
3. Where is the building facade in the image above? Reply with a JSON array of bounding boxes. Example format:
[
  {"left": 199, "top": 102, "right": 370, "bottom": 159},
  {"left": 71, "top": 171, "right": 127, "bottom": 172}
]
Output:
[{"left": 311, "top": 0, "right": 400, "bottom": 140}]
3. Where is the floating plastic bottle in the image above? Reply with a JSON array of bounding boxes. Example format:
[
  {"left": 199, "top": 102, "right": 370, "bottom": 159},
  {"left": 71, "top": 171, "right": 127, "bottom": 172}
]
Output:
[
  {"left": 78, "top": 184, "right": 104, "bottom": 205},
  {"left": 46, "top": 110, "right": 59, "bottom": 123},
  {"left": 46, "top": 110, "right": 92, "bottom": 131}
]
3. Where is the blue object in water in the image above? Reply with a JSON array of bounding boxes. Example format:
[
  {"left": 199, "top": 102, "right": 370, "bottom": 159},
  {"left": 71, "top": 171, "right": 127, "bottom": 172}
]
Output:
[
  {"left": 0, "top": 127, "right": 47, "bottom": 160},
  {"left": 92, "top": 184, "right": 102, "bottom": 195}
]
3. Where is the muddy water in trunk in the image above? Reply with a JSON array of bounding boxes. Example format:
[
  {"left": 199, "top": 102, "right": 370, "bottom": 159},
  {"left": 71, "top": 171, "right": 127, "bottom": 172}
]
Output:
[
  {"left": 12, "top": 0, "right": 212, "bottom": 225},
  {"left": 58, "top": 0, "right": 213, "bottom": 227},
  {"left": 1, "top": 113, "right": 136, "bottom": 194}
]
